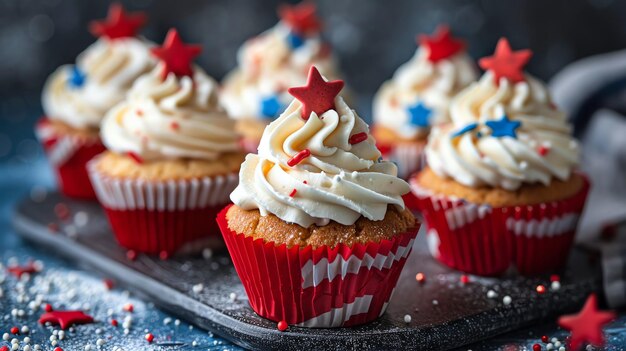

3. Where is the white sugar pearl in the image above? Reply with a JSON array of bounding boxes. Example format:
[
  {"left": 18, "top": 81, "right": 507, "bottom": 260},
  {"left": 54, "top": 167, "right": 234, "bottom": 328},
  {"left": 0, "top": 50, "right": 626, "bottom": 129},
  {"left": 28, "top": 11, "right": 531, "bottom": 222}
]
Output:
[
  {"left": 503, "top": 296, "right": 512, "bottom": 305},
  {"left": 559, "top": 347, "right": 566, "bottom": 351},
  {"left": 403, "top": 314, "right": 411, "bottom": 323},
  {"left": 163, "top": 317, "right": 172, "bottom": 325},
  {"left": 11, "top": 338, "right": 18, "bottom": 344},
  {"left": 546, "top": 343, "right": 554, "bottom": 350},
  {"left": 3, "top": 333, "right": 9, "bottom": 341},
  {"left": 552, "top": 337, "right": 558, "bottom": 343},
  {"left": 551, "top": 281, "right": 561, "bottom": 291},
  {"left": 24, "top": 345, "right": 32, "bottom": 351},
  {"left": 34, "top": 345, "right": 41, "bottom": 350},
  {"left": 74, "top": 211, "right": 88, "bottom": 226},
  {"left": 554, "top": 341, "right": 561, "bottom": 347},
  {"left": 229, "top": 293, "right": 237, "bottom": 301},
  {"left": 192, "top": 284, "right": 204, "bottom": 294},
  {"left": 174, "top": 319, "right": 180, "bottom": 326},
  {"left": 202, "top": 248, "right": 213, "bottom": 259},
  {"left": 487, "top": 290, "right": 498, "bottom": 299},
  {"left": 51, "top": 340, "right": 58, "bottom": 346},
  {"left": 85, "top": 345, "right": 93, "bottom": 351},
  {"left": 49, "top": 335, "right": 57, "bottom": 341},
  {"left": 21, "top": 326, "right": 29, "bottom": 333},
  {"left": 11, "top": 343, "right": 18, "bottom": 350},
  {"left": 96, "top": 338, "right": 105, "bottom": 346},
  {"left": 192, "top": 340, "right": 198, "bottom": 347},
  {"left": 24, "top": 337, "right": 31, "bottom": 343},
  {"left": 58, "top": 331, "right": 65, "bottom": 340}
]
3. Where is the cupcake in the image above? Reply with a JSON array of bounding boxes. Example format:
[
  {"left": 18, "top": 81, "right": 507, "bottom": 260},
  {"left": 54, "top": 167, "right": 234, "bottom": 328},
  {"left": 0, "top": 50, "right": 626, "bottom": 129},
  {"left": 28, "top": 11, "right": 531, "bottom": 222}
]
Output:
[
  {"left": 220, "top": 2, "right": 343, "bottom": 153},
  {"left": 373, "top": 25, "right": 478, "bottom": 179},
  {"left": 410, "top": 38, "right": 589, "bottom": 276},
  {"left": 37, "top": 4, "right": 156, "bottom": 198},
  {"left": 218, "top": 66, "right": 420, "bottom": 327},
  {"left": 88, "top": 29, "right": 245, "bottom": 255}
]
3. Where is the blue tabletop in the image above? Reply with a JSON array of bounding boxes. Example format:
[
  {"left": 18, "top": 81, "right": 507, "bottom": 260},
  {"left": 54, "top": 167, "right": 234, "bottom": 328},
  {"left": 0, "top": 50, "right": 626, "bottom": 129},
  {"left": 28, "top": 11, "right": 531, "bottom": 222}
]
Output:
[{"left": 0, "top": 95, "right": 623, "bottom": 350}]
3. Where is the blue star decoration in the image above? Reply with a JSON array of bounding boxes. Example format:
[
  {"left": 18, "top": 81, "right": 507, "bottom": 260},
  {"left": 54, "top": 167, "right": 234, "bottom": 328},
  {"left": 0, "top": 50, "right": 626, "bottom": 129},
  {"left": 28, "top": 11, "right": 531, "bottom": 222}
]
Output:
[
  {"left": 451, "top": 123, "right": 478, "bottom": 138},
  {"left": 286, "top": 31, "right": 305, "bottom": 49},
  {"left": 260, "top": 95, "right": 284, "bottom": 119},
  {"left": 67, "top": 66, "right": 86, "bottom": 88},
  {"left": 486, "top": 114, "right": 522, "bottom": 138},
  {"left": 407, "top": 102, "right": 432, "bottom": 128}
]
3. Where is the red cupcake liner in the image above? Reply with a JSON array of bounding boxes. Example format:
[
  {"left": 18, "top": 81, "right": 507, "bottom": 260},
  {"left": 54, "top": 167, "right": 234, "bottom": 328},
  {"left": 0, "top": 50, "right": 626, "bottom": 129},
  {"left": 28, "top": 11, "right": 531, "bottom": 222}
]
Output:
[
  {"left": 411, "top": 174, "right": 590, "bottom": 276},
  {"left": 377, "top": 141, "right": 426, "bottom": 180},
  {"left": 35, "top": 118, "right": 105, "bottom": 199},
  {"left": 88, "top": 158, "right": 238, "bottom": 254},
  {"left": 217, "top": 205, "right": 420, "bottom": 328}
]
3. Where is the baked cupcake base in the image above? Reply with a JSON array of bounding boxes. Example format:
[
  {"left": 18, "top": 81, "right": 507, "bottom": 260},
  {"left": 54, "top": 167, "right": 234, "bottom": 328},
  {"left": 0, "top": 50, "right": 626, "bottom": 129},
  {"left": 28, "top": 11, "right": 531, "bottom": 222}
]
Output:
[
  {"left": 89, "top": 151, "right": 243, "bottom": 255},
  {"left": 36, "top": 118, "right": 105, "bottom": 199},
  {"left": 218, "top": 204, "right": 419, "bottom": 328},
  {"left": 411, "top": 168, "right": 590, "bottom": 276}
]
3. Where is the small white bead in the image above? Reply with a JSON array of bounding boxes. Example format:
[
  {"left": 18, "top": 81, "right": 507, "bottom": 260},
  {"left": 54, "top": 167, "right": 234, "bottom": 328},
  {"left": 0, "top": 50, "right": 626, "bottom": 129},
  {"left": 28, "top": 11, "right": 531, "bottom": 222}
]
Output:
[
  {"left": 559, "top": 347, "right": 566, "bottom": 351},
  {"left": 11, "top": 343, "right": 18, "bottom": 351},
  {"left": 24, "top": 337, "right": 31, "bottom": 344},
  {"left": 11, "top": 338, "right": 19, "bottom": 344},
  {"left": 49, "top": 335, "right": 57, "bottom": 341},
  {"left": 552, "top": 337, "right": 558, "bottom": 343},
  {"left": 202, "top": 248, "right": 213, "bottom": 259},
  {"left": 174, "top": 319, "right": 180, "bottom": 326},
  {"left": 95, "top": 328, "right": 102, "bottom": 334},
  {"left": 432, "top": 299, "right": 439, "bottom": 305},
  {"left": 586, "top": 345, "right": 593, "bottom": 351},
  {"left": 192, "top": 284, "right": 204, "bottom": 294},
  {"left": 51, "top": 340, "right": 58, "bottom": 346},
  {"left": 163, "top": 317, "right": 172, "bottom": 325},
  {"left": 503, "top": 296, "right": 512, "bottom": 305},
  {"left": 85, "top": 344, "right": 93, "bottom": 351},
  {"left": 58, "top": 330, "right": 65, "bottom": 340},
  {"left": 554, "top": 341, "right": 561, "bottom": 347},
  {"left": 487, "top": 290, "right": 497, "bottom": 299},
  {"left": 96, "top": 338, "right": 105, "bottom": 346},
  {"left": 403, "top": 314, "right": 411, "bottom": 323},
  {"left": 24, "top": 345, "right": 32, "bottom": 351},
  {"left": 52, "top": 330, "right": 58, "bottom": 336},
  {"left": 2, "top": 333, "right": 9, "bottom": 341},
  {"left": 21, "top": 326, "right": 29, "bottom": 334},
  {"left": 191, "top": 340, "right": 198, "bottom": 347},
  {"left": 123, "top": 328, "right": 130, "bottom": 335},
  {"left": 229, "top": 292, "right": 237, "bottom": 301},
  {"left": 34, "top": 345, "right": 42, "bottom": 350},
  {"left": 551, "top": 281, "right": 561, "bottom": 291},
  {"left": 546, "top": 343, "right": 554, "bottom": 350}
]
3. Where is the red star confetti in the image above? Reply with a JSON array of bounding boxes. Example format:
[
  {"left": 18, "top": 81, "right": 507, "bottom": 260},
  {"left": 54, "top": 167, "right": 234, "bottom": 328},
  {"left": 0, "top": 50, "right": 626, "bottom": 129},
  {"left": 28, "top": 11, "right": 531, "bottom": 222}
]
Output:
[
  {"left": 89, "top": 3, "right": 147, "bottom": 40},
  {"left": 39, "top": 310, "right": 94, "bottom": 330},
  {"left": 418, "top": 25, "right": 466, "bottom": 63},
  {"left": 479, "top": 38, "right": 532, "bottom": 84},
  {"left": 278, "top": 2, "right": 322, "bottom": 35},
  {"left": 558, "top": 294, "right": 616, "bottom": 350},
  {"left": 7, "top": 262, "right": 40, "bottom": 278},
  {"left": 288, "top": 66, "right": 344, "bottom": 120},
  {"left": 151, "top": 29, "right": 201, "bottom": 79}
]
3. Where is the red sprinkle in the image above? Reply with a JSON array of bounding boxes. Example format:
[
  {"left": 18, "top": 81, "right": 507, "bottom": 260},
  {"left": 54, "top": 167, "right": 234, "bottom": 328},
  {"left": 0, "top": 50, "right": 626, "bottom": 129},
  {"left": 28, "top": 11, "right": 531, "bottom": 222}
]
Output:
[
  {"left": 127, "top": 152, "right": 143, "bottom": 164},
  {"left": 126, "top": 250, "right": 137, "bottom": 261},
  {"left": 10, "top": 327, "right": 19, "bottom": 334},
  {"left": 159, "top": 251, "right": 170, "bottom": 260},
  {"left": 277, "top": 320, "right": 288, "bottom": 332},
  {"left": 349, "top": 132, "right": 368, "bottom": 145},
  {"left": 538, "top": 145, "right": 550, "bottom": 156},
  {"left": 536, "top": 285, "right": 546, "bottom": 294},
  {"left": 289, "top": 189, "right": 297, "bottom": 197},
  {"left": 532, "top": 343, "right": 541, "bottom": 351},
  {"left": 145, "top": 333, "right": 154, "bottom": 343},
  {"left": 111, "top": 319, "right": 118, "bottom": 327},
  {"left": 103, "top": 279, "right": 115, "bottom": 290},
  {"left": 123, "top": 303, "right": 134, "bottom": 313},
  {"left": 460, "top": 275, "right": 470, "bottom": 284},
  {"left": 303, "top": 180, "right": 308, "bottom": 184},
  {"left": 415, "top": 272, "right": 426, "bottom": 283},
  {"left": 54, "top": 203, "right": 70, "bottom": 220},
  {"left": 170, "top": 121, "right": 180, "bottom": 131},
  {"left": 287, "top": 149, "right": 311, "bottom": 167},
  {"left": 541, "top": 335, "right": 549, "bottom": 343},
  {"left": 550, "top": 274, "right": 560, "bottom": 282},
  {"left": 44, "top": 303, "right": 53, "bottom": 312}
]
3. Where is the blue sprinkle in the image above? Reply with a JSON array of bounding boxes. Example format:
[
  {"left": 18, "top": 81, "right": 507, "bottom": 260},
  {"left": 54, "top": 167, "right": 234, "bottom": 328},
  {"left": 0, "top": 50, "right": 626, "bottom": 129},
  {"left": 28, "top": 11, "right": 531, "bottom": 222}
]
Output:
[
  {"left": 486, "top": 114, "right": 521, "bottom": 138},
  {"left": 286, "top": 31, "right": 305, "bottom": 49},
  {"left": 476, "top": 131, "right": 482, "bottom": 138},
  {"left": 377, "top": 156, "right": 383, "bottom": 163},
  {"left": 407, "top": 102, "right": 432, "bottom": 127},
  {"left": 260, "top": 95, "right": 283, "bottom": 119},
  {"left": 67, "top": 66, "right": 86, "bottom": 88},
  {"left": 451, "top": 123, "right": 478, "bottom": 138}
]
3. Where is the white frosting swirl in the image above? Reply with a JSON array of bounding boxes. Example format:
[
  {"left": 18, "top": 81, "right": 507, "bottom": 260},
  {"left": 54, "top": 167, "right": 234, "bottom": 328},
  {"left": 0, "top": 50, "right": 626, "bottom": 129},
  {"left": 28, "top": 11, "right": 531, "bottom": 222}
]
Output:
[
  {"left": 42, "top": 37, "right": 156, "bottom": 129},
  {"left": 101, "top": 64, "right": 240, "bottom": 161},
  {"left": 426, "top": 72, "right": 580, "bottom": 190},
  {"left": 220, "top": 23, "right": 340, "bottom": 120},
  {"left": 373, "top": 47, "right": 478, "bottom": 139},
  {"left": 231, "top": 97, "right": 410, "bottom": 228}
]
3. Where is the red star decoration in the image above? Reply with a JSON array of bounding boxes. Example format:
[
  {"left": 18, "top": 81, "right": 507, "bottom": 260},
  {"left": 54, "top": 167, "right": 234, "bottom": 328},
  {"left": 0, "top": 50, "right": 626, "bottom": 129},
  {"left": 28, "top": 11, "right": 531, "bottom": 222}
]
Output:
[
  {"left": 278, "top": 2, "right": 322, "bottom": 36},
  {"left": 558, "top": 294, "right": 616, "bottom": 350},
  {"left": 39, "top": 310, "right": 94, "bottom": 330},
  {"left": 89, "top": 3, "right": 147, "bottom": 40},
  {"left": 7, "top": 262, "right": 39, "bottom": 278},
  {"left": 151, "top": 29, "right": 202, "bottom": 79},
  {"left": 418, "top": 25, "right": 466, "bottom": 63},
  {"left": 288, "top": 66, "right": 344, "bottom": 120},
  {"left": 479, "top": 38, "right": 532, "bottom": 84}
]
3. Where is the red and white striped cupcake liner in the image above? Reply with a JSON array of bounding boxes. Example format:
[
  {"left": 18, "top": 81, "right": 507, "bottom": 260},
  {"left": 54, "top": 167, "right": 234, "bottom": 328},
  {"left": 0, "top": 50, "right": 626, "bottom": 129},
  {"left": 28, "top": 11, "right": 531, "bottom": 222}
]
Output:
[
  {"left": 35, "top": 118, "right": 106, "bottom": 199},
  {"left": 410, "top": 174, "right": 590, "bottom": 276},
  {"left": 217, "top": 205, "right": 420, "bottom": 328},
  {"left": 88, "top": 158, "right": 238, "bottom": 255}
]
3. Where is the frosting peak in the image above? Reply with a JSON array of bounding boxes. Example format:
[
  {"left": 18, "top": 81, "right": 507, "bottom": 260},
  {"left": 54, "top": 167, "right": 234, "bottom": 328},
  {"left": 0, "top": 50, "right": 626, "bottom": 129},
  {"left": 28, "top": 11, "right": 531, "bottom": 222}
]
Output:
[
  {"left": 101, "top": 64, "right": 240, "bottom": 161},
  {"left": 426, "top": 71, "right": 580, "bottom": 190},
  {"left": 231, "top": 95, "right": 410, "bottom": 228}
]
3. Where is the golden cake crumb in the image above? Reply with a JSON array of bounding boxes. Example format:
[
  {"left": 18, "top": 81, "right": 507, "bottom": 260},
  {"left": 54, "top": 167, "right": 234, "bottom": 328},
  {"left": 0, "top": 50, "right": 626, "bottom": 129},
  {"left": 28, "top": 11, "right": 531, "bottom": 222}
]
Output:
[
  {"left": 94, "top": 151, "right": 245, "bottom": 180},
  {"left": 416, "top": 167, "right": 584, "bottom": 207},
  {"left": 226, "top": 205, "right": 417, "bottom": 248}
]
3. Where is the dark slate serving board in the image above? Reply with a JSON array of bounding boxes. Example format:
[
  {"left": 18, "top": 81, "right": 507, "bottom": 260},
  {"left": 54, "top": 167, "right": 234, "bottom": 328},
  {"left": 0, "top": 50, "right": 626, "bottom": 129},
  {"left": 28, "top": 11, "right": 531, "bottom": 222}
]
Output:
[{"left": 12, "top": 192, "right": 601, "bottom": 351}]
